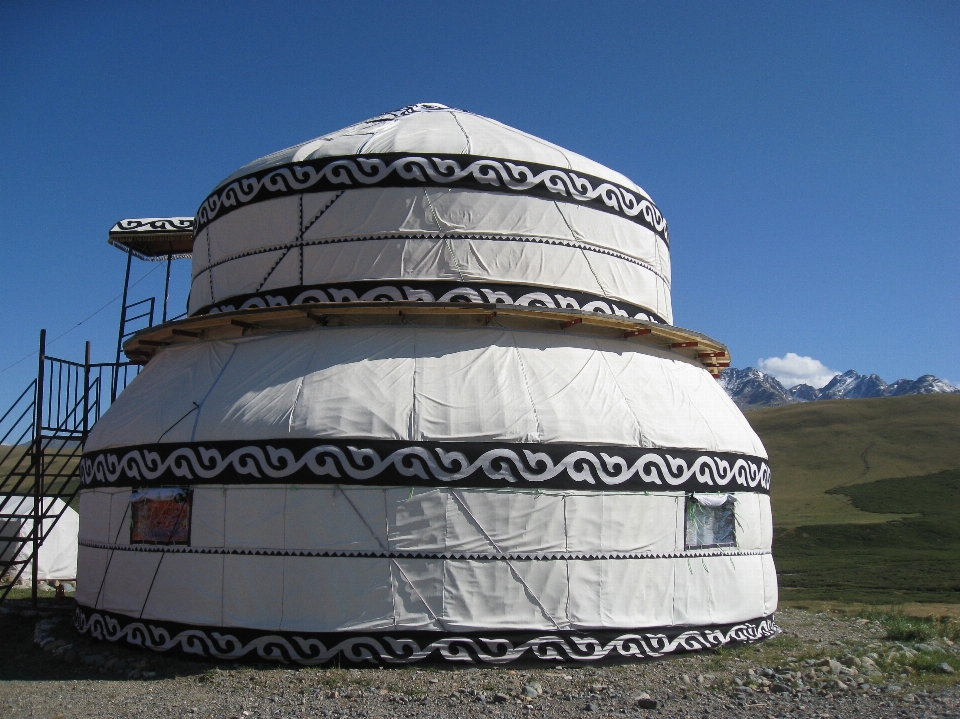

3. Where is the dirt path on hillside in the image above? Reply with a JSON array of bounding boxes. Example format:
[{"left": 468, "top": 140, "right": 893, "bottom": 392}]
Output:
[{"left": 2, "top": 604, "right": 959, "bottom": 718}]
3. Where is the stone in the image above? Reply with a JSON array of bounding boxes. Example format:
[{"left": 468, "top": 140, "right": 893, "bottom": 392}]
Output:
[
  {"left": 882, "top": 684, "right": 902, "bottom": 693},
  {"left": 43, "top": 639, "right": 67, "bottom": 653},
  {"left": 936, "top": 662, "right": 955, "bottom": 674},
  {"left": 634, "top": 692, "right": 658, "bottom": 709},
  {"left": 916, "top": 644, "right": 939, "bottom": 653},
  {"left": 82, "top": 654, "right": 107, "bottom": 667},
  {"left": 771, "top": 683, "right": 791, "bottom": 693},
  {"left": 840, "top": 655, "right": 861, "bottom": 667},
  {"left": 584, "top": 702, "right": 598, "bottom": 712},
  {"left": 493, "top": 693, "right": 509, "bottom": 703},
  {"left": 828, "top": 660, "right": 843, "bottom": 675},
  {"left": 521, "top": 686, "right": 539, "bottom": 699}
]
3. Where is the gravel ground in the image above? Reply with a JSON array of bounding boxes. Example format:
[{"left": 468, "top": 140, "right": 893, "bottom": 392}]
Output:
[{"left": 2, "top": 601, "right": 960, "bottom": 718}]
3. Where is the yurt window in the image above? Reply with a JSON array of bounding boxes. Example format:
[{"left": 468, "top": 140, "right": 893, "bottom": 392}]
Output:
[
  {"left": 684, "top": 494, "right": 736, "bottom": 550},
  {"left": 130, "top": 488, "right": 192, "bottom": 545}
]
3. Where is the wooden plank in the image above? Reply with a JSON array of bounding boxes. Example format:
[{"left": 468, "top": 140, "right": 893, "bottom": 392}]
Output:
[{"left": 123, "top": 302, "right": 731, "bottom": 372}]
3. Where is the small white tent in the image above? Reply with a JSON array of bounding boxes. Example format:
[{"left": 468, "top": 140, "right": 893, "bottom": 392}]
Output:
[
  {"left": 76, "top": 104, "right": 776, "bottom": 665},
  {"left": 0, "top": 495, "right": 78, "bottom": 581}
]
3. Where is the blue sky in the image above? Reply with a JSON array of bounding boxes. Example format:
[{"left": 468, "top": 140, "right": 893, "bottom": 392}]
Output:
[{"left": 1, "top": 1, "right": 957, "bottom": 406}]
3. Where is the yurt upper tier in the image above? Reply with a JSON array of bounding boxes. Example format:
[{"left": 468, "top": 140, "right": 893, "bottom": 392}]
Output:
[{"left": 189, "top": 104, "right": 673, "bottom": 324}]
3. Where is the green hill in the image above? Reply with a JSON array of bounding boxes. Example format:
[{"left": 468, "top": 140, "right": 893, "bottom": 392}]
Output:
[
  {"left": 747, "top": 394, "right": 960, "bottom": 527},
  {"left": 746, "top": 394, "right": 960, "bottom": 604}
]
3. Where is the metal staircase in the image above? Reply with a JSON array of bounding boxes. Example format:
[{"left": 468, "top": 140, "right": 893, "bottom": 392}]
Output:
[{"left": 0, "top": 332, "right": 141, "bottom": 606}]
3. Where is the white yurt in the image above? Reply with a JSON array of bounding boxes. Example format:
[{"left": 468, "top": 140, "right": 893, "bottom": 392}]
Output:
[
  {"left": 1, "top": 495, "right": 79, "bottom": 581},
  {"left": 75, "top": 104, "right": 777, "bottom": 665}
]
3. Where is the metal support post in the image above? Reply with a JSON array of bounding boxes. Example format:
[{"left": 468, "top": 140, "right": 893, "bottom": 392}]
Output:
[
  {"left": 32, "top": 329, "right": 46, "bottom": 607},
  {"left": 113, "top": 249, "right": 133, "bottom": 402},
  {"left": 83, "top": 341, "right": 91, "bottom": 443},
  {"left": 162, "top": 253, "right": 172, "bottom": 323}
]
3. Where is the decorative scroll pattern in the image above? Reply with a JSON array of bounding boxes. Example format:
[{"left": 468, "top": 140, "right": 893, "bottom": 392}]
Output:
[
  {"left": 80, "top": 440, "right": 771, "bottom": 493},
  {"left": 195, "top": 154, "right": 669, "bottom": 243},
  {"left": 75, "top": 606, "right": 778, "bottom": 666},
  {"left": 110, "top": 218, "right": 195, "bottom": 234},
  {"left": 196, "top": 280, "right": 665, "bottom": 323}
]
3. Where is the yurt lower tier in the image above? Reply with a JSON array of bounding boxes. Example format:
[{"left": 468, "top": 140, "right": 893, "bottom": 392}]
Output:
[{"left": 75, "top": 324, "right": 777, "bottom": 665}]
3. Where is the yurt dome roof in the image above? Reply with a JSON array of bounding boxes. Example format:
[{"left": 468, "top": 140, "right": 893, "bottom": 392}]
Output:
[
  {"left": 187, "top": 103, "right": 674, "bottom": 325},
  {"left": 214, "top": 103, "right": 648, "bottom": 197}
]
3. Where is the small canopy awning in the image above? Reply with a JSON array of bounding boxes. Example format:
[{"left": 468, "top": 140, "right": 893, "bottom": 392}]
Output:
[{"left": 108, "top": 218, "right": 194, "bottom": 260}]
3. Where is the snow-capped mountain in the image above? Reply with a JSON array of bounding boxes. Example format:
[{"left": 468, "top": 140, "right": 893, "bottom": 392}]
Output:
[
  {"left": 816, "top": 370, "right": 889, "bottom": 401},
  {"left": 718, "top": 367, "right": 793, "bottom": 409},
  {"left": 720, "top": 368, "right": 958, "bottom": 409}
]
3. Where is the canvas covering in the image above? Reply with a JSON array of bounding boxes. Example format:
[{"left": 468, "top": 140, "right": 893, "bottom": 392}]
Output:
[
  {"left": 0, "top": 495, "right": 78, "bottom": 580},
  {"left": 77, "top": 104, "right": 775, "bottom": 663}
]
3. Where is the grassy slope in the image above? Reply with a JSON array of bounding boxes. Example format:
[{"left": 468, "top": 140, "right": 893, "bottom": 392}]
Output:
[
  {"left": 745, "top": 394, "right": 960, "bottom": 603},
  {"left": 775, "top": 471, "right": 960, "bottom": 603},
  {"left": 746, "top": 394, "right": 960, "bottom": 527}
]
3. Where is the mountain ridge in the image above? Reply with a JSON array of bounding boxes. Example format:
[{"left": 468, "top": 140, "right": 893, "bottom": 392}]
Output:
[{"left": 720, "top": 367, "right": 958, "bottom": 410}]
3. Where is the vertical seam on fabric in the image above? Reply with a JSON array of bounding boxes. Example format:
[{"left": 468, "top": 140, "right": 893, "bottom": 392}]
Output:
[
  {"left": 552, "top": 203, "right": 610, "bottom": 299},
  {"left": 137, "top": 552, "right": 165, "bottom": 619},
  {"left": 671, "top": 496, "right": 680, "bottom": 626},
  {"left": 199, "top": 191, "right": 343, "bottom": 288},
  {"left": 190, "top": 344, "right": 239, "bottom": 442},
  {"left": 553, "top": 201, "right": 584, "bottom": 242},
  {"left": 409, "top": 329, "right": 419, "bottom": 441},
  {"left": 563, "top": 493, "right": 572, "bottom": 624},
  {"left": 579, "top": 248, "right": 609, "bottom": 298},
  {"left": 424, "top": 188, "right": 466, "bottom": 282},
  {"left": 279, "top": 488, "right": 288, "bottom": 631},
  {"left": 385, "top": 490, "right": 398, "bottom": 628},
  {"left": 221, "top": 488, "right": 226, "bottom": 626},
  {"left": 450, "top": 111, "right": 472, "bottom": 154},
  {"left": 287, "top": 377, "right": 305, "bottom": 434},
  {"left": 440, "top": 553, "right": 447, "bottom": 632},
  {"left": 135, "top": 496, "right": 190, "bottom": 619},
  {"left": 444, "top": 238, "right": 466, "bottom": 282},
  {"left": 511, "top": 338, "right": 543, "bottom": 442},
  {"left": 205, "top": 228, "right": 214, "bottom": 303},
  {"left": 92, "top": 496, "right": 131, "bottom": 610},
  {"left": 298, "top": 194, "right": 304, "bottom": 286},
  {"left": 255, "top": 248, "right": 292, "bottom": 293}
]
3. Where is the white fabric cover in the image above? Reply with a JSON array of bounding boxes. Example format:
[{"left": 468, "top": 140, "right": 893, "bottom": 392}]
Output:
[
  {"left": 190, "top": 104, "right": 673, "bottom": 322},
  {"left": 217, "top": 104, "right": 647, "bottom": 196},
  {"left": 80, "top": 486, "right": 770, "bottom": 555},
  {"left": 88, "top": 327, "right": 763, "bottom": 457},
  {"left": 0, "top": 495, "right": 78, "bottom": 580},
  {"left": 77, "top": 486, "right": 774, "bottom": 632},
  {"left": 191, "top": 190, "right": 672, "bottom": 321}
]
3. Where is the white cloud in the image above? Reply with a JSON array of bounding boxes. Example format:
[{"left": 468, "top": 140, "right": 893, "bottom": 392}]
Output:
[{"left": 758, "top": 353, "right": 839, "bottom": 389}]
